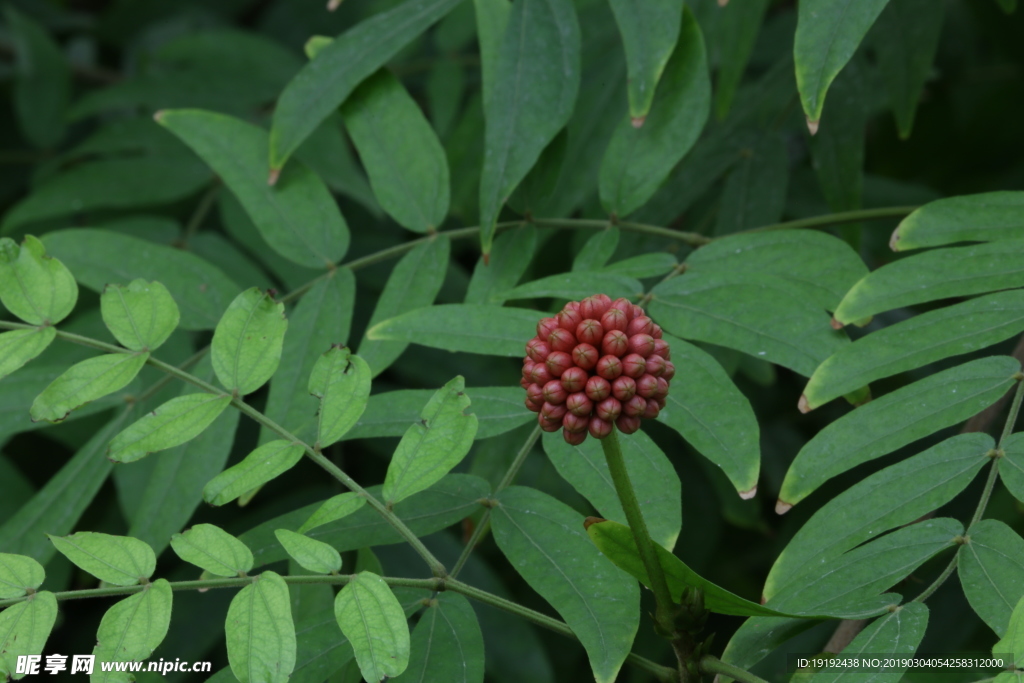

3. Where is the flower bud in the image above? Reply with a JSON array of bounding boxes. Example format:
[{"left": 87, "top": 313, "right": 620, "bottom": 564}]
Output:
[
  {"left": 585, "top": 375, "right": 611, "bottom": 402},
  {"left": 651, "top": 323, "right": 663, "bottom": 339},
  {"left": 580, "top": 295, "right": 611, "bottom": 319},
  {"left": 566, "top": 392, "right": 593, "bottom": 417},
  {"left": 548, "top": 327, "right": 576, "bottom": 353},
  {"left": 576, "top": 319, "right": 604, "bottom": 345},
  {"left": 611, "top": 298, "right": 633, "bottom": 316},
  {"left": 601, "top": 330, "right": 629, "bottom": 356},
  {"left": 627, "top": 334, "right": 655, "bottom": 358},
  {"left": 525, "top": 396, "right": 542, "bottom": 412},
  {"left": 626, "top": 316, "right": 654, "bottom": 337},
  {"left": 596, "top": 397, "right": 622, "bottom": 422},
  {"left": 572, "top": 343, "right": 599, "bottom": 370},
  {"left": 653, "top": 339, "right": 670, "bottom": 359},
  {"left": 663, "top": 361, "right": 675, "bottom": 381},
  {"left": 526, "top": 338, "right": 551, "bottom": 362},
  {"left": 644, "top": 354, "right": 666, "bottom": 378},
  {"left": 616, "top": 415, "right": 641, "bottom": 434},
  {"left": 539, "top": 413, "right": 562, "bottom": 432},
  {"left": 641, "top": 400, "right": 661, "bottom": 419},
  {"left": 537, "top": 317, "right": 560, "bottom": 340},
  {"left": 612, "top": 375, "right": 636, "bottom": 402},
  {"left": 600, "top": 307, "right": 628, "bottom": 332},
  {"left": 522, "top": 359, "right": 536, "bottom": 378},
  {"left": 545, "top": 351, "right": 573, "bottom": 378},
  {"left": 563, "top": 300, "right": 581, "bottom": 314},
  {"left": 541, "top": 402, "right": 567, "bottom": 422},
  {"left": 636, "top": 374, "right": 658, "bottom": 399},
  {"left": 654, "top": 377, "right": 669, "bottom": 400},
  {"left": 528, "top": 363, "right": 552, "bottom": 385},
  {"left": 519, "top": 376, "right": 531, "bottom": 389},
  {"left": 588, "top": 416, "right": 613, "bottom": 439},
  {"left": 621, "top": 353, "right": 646, "bottom": 379},
  {"left": 622, "top": 395, "right": 647, "bottom": 417},
  {"left": 527, "top": 383, "right": 546, "bottom": 404},
  {"left": 561, "top": 366, "right": 588, "bottom": 393},
  {"left": 596, "top": 355, "right": 623, "bottom": 380},
  {"left": 558, "top": 308, "right": 583, "bottom": 331},
  {"left": 542, "top": 380, "right": 567, "bottom": 405},
  {"left": 563, "top": 411, "right": 589, "bottom": 433},
  {"left": 563, "top": 427, "right": 587, "bottom": 445}
]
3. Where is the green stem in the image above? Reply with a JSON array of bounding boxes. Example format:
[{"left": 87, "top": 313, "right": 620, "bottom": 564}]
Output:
[
  {"left": 732, "top": 206, "right": 918, "bottom": 237},
  {"left": 0, "top": 320, "right": 449, "bottom": 578},
  {"left": 0, "top": 572, "right": 675, "bottom": 682},
  {"left": 699, "top": 656, "right": 769, "bottom": 683},
  {"left": 179, "top": 184, "right": 221, "bottom": 246},
  {"left": 601, "top": 428, "right": 676, "bottom": 634},
  {"left": 971, "top": 377, "right": 1024, "bottom": 529},
  {"left": 912, "top": 552, "right": 959, "bottom": 603},
  {"left": 449, "top": 425, "right": 542, "bottom": 579}
]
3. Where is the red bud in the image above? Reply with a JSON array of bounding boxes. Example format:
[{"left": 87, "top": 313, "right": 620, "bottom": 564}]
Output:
[
  {"left": 541, "top": 402, "right": 567, "bottom": 421},
  {"left": 636, "top": 374, "right": 658, "bottom": 398},
  {"left": 651, "top": 323, "right": 663, "bottom": 339},
  {"left": 572, "top": 343, "right": 598, "bottom": 370},
  {"left": 596, "top": 355, "right": 623, "bottom": 380},
  {"left": 545, "top": 351, "right": 573, "bottom": 378},
  {"left": 563, "top": 300, "right": 581, "bottom": 314},
  {"left": 611, "top": 298, "right": 633, "bottom": 318},
  {"left": 558, "top": 308, "right": 583, "bottom": 331},
  {"left": 576, "top": 319, "right": 604, "bottom": 345},
  {"left": 560, "top": 366, "right": 588, "bottom": 393},
  {"left": 626, "top": 316, "right": 654, "bottom": 337},
  {"left": 539, "top": 413, "right": 562, "bottom": 432},
  {"left": 519, "top": 376, "right": 531, "bottom": 389},
  {"left": 563, "top": 427, "right": 587, "bottom": 445},
  {"left": 588, "top": 416, "right": 613, "bottom": 439},
  {"left": 627, "top": 334, "right": 655, "bottom": 357},
  {"left": 566, "top": 392, "right": 593, "bottom": 417},
  {"left": 623, "top": 395, "right": 647, "bottom": 417},
  {"left": 641, "top": 400, "right": 661, "bottom": 419},
  {"left": 542, "top": 380, "right": 567, "bottom": 405},
  {"left": 662, "top": 361, "right": 675, "bottom": 381},
  {"left": 528, "top": 363, "right": 552, "bottom": 385},
  {"left": 645, "top": 354, "right": 666, "bottom": 378},
  {"left": 654, "top": 377, "right": 669, "bottom": 400},
  {"left": 525, "top": 397, "right": 542, "bottom": 412},
  {"left": 602, "top": 330, "right": 629, "bottom": 356},
  {"left": 527, "top": 383, "right": 545, "bottom": 404},
  {"left": 612, "top": 375, "right": 636, "bottom": 401},
  {"left": 621, "top": 353, "right": 646, "bottom": 379},
  {"left": 548, "top": 327, "right": 576, "bottom": 353},
  {"left": 596, "top": 397, "right": 622, "bottom": 421},
  {"left": 653, "top": 339, "right": 670, "bottom": 359},
  {"left": 563, "top": 411, "right": 589, "bottom": 433},
  {"left": 526, "top": 338, "right": 551, "bottom": 362},
  {"left": 600, "top": 308, "right": 628, "bottom": 333},
  {"left": 538, "top": 317, "right": 559, "bottom": 339},
  {"left": 616, "top": 415, "right": 641, "bottom": 434},
  {"left": 585, "top": 376, "right": 611, "bottom": 402}
]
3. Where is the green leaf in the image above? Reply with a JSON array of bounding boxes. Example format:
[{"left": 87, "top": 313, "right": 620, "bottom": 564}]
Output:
[
  {"left": 358, "top": 236, "right": 450, "bottom": 377},
  {"left": 0, "top": 236, "right": 78, "bottom": 325},
  {"left": 368, "top": 304, "right": 538, "bottom": 358},
  {"left": 212, "top": 288, "right": 288, "bottom": 395},
  {"left": 48, "top": 532, "right": 155, "bottom": 586},
  {"left": 100, "top": 279, "right": 180, "bottom": 351},
  {"left": 718, "top": 617, "right": 823, "bottom": 683},
  {"left": 473, "top": 0, "right": 512, "bottom": 107},
  {"left": 5, "top": 7, "right": 69, "bottom": 149},
  {"left": 242, "top": 475, "right": 489, "bottom": 568},
  {"left": 601, "top": 253, "right": 678, "bottom": 279},
  {"left": 0, "top": 328, "right": 56, "bottom": 382},
  {"left": 108, "top": 393, "right": 233, "bottom": 463},
  {"left": 506, "top": 130, "right": 568, "bottom": 216},
  {"left": 599, "top": 9, "right": 710, "bottom": 217},
  {"left": 203, "top": 440, "right": 305, "bottom": 507},
  {"left": 383, "top": 377, "right": 479, "bottom": 506},
  {"left": 270, "top": 0, "right": 463, "bottom": 169},
  {"left": 872, "top": 0, "right": 945, "bottom": 139},
  {"left": 572, "top": 228, "right": 620, "bottom": 272},
  {"left": 0, "top": 592, "right": 57, "bottom": 681},
  {"left": 298, "top": 493, "right": 368, "bottom": 534},
  {"left": 959, "top": 519, "right": 1024, "bottom": 636},
  {"left": 392, "top": 592, "right": 484, "bottom": 683},
  {"left": 30, "top": 352, "right": 149, "bottom": 423},
  {"left": 92, "top": 579, "right": 173, "bottom": 683},
  {"left": 794, "top": 0, "right": 889, "bottom": 125},
  {"left": 808, "top": 603, "right": 928, "bottom": 682},
  {"left": 0, "top": 411, "right": 132, "bottom": 563},
  {"left": 350, "top": 387, "right": 531, "bottom": 440},
  {"left": 657, "top": 336, "right": 760, "bottom": 496},
  {"left": 833, "top": 240, "right": 1024, "bottom": 326},
  {"left": 764, "top": 432, "right": 993, "bottom": 603},
  {"left": 274, "top": 530, "right": 342, "bottom": 574},
  {"left": 478, "top": 0, "right": 580, "bottom": 254},
  {"left": 995, "top": 596, "right": 1024, "bottom": 668},
  {"left": 804, "top": 291, "right": 1024, "bottom": 410},
  {"left": 158, "top": 109, "right": 349, "bottom": 268},
  {"left": 502, "top": 272, "right": 642, "bottom": 302},
  {"left": 608, "top": 0, "right": 680, "bottom": 121},
  {"left": 891, "top": 192, "right": 1024, "bottom": 251},
  {"left": 492, "top": 487, "right": 639, "bottom": 683},
  {"left": 334, "top": 572, "right": 411, "bottom": 682},
  {"left": 170, "top": 524, "right": 254, "bottom": 577},
  {"left": 309, "top": 346, "right": 372, "bottom": 449},
  {"left": 0, "top": 554, "right": 44, "bottom": 599},
  {"left": 780, "top": 357, "right": 1018, "bottom": 510},
  {"left": 542, "top": 429, "right": 681, "bottom": 549},
  {"left": 129, "top": 398, "right": 240, "bottom": 556},
  {"left": 649, "top": 271, "right": 849, "bottom": 376},
  {"left": 713, "top": 132, "right": 789, "bottom": 236},
  {"left": 465, "top": 225, "right": 537, "bottom": 305},
  {"left": 587, "top": 519, "right": 889, "bottom": 619},
  {"left": 43, "top": 229, "right": 240, "bottom": 331},
  {"left": 1001, "top": 433, "right": 1024, "bottom": 503},
  {"left": 768, "top": 518, "right": 962, "bottom": 614},
  {"left": 342, "top": 71, "right": 450, "bottom": 233},
  {"left": 714, "top": 0, "right": 770, "bottom": 119},
  {"left": 226, "top": 571, "right": 297, "bottom": 683}
]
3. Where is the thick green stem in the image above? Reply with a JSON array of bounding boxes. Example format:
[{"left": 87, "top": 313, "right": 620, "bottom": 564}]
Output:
[
  {"left": 601, "top": 428, "right": 676, "bottom": 634},
  {"left": 699, "top": 656, "right": 770, "bottom": 683}
]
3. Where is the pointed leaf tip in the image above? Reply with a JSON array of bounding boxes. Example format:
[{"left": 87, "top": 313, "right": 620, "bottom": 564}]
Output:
[
  {"left": 739, "top": 486, "right": 757, "bottom": 500},
  {"left": 327, "top": 0, "right": 342, "bottom": 9},
  {"left": 583, "top": 516, "right": 608, "bottom": 531},
  {"left": 798, "top": 394, "right": 811, "bottom": 413},
  {"left": 889, "top": 226, "right": 902, "bottom": 251},
  {"left": 806, "top": 118, "right": 819, "bottom": 135},
  {"left": 267, "top": 167, "right": 281, "bottom": 186},
  {"left": 830, "top": 316, "right": 844, "bottom": 330},
  {"left": 775, "top": 499, "right": 793, "bottom": 515},
  {"left": 630, "top": 116, "right": 645, "bottom": 129}
]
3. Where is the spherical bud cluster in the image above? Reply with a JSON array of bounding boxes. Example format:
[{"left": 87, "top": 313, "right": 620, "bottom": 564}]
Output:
[{"left": 521, "top": 294, "right": 674, "bottom": 444}]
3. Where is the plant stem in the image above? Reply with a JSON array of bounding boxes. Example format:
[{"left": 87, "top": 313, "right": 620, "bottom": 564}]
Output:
[
  {"left": 0, "top": 572, "right": 676, "bottom": 682},
  {"left": 912, "top": 552, "right": 959, "bottom": 603},
  {"left": 733, "top": 206, "right": 918, "bottom": 236},
  {"left": 449, "top": 425, "right": 542, "bottom": 579},
  {"left": 699, "top": 656, "right": 770, "bottom": 683},
  {"left": 601, "top": 428, "right": 676, "bottom": 634},
  {"left": 179, "top": 184, "right": 221, "bottom": 246}
]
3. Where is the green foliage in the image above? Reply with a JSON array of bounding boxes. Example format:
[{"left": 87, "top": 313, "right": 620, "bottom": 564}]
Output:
[{"left": 3, "top": 2, "right": 1024, "bottom": 682}]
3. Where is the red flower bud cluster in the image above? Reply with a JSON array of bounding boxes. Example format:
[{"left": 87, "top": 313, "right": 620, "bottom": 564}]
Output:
[{"left": 521, "top": 294, "right": 674, "bottom": 445}]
